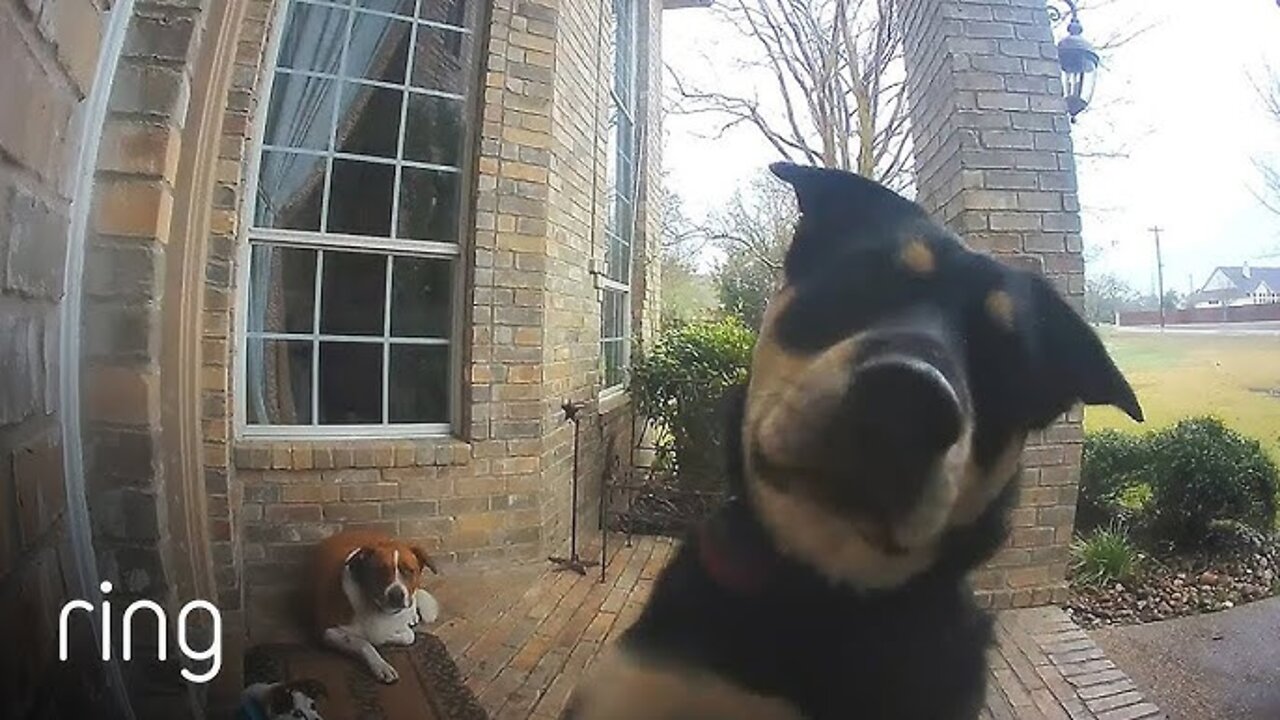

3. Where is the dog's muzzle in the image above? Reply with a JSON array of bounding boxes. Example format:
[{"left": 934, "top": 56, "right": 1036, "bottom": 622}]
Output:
[
  {"left": 846, "top": 354, "right": 963, "bottom": 456},
  {"left": 754, "top": 328, "right": 967, "bottom": 525},
  {"left": 837, "top": 352, "right": 964, "bottom": 518}
]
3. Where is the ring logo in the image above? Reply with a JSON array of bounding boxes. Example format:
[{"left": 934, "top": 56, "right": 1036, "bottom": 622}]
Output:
[{"left": 58, "top": 581, "right": 223, "bottom": 684}]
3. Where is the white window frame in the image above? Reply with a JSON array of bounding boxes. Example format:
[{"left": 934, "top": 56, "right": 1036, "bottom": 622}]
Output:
[
  {"left": 235, "top": 0, "right": 476, "bottom": 440},
  {"left": 600, "top": 0, "right": 640, "bottom": 395}
]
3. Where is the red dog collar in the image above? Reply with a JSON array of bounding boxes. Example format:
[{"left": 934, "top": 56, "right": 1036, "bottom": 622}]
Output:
[{"left": 697, "top": 521, "right": 772, "bottom": 595}]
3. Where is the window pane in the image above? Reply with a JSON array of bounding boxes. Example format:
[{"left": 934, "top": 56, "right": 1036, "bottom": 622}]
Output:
[
  {"left": 319, "top": 342, "right": 383, "bottom": 423},
  {"left": 243, "top": 0, "right": 483, "bottom": 431},
  {"left": 246, "top": 339, "right": 312, "bottom": 424},
  {"left": 255, "top": 150, "right": 325, "bottom": 231},
  {"left": 602, "top": 288, "right": 625, "bottom": 340},
  {"left": 614, "top": 0, "right": 635, "bottom": 102},
  {"left": 403, "top": 93, "right": 464, "bottom": 166},
  {"left": 278, "top": 1, "right": 347, "bottom": 74},
  {"left": 264, "top": 73, "right": 336, "bottom": 151},
  {"left": 601, "top": 289, "right": 614, "bottom": 340},
  {"left": 603, "top": 339, "right": 625, "bottom": 388},
  {"left": 357, "top": 0, "right": 414, "bottom": 17},
  {"left": 335, "top": 82, "right": 403, "bottom": 159},
  {"left": 345, "top": 11, "right": 412, "bottom": 85},
  {"left": 398, "top": 167, "right": 460, "bottom": 241},
  {"left": 420, "top": 0, "right": 474, "bottom": 29},
  {"left": 248, "top": 245, "right": 316, "bottom": 333},
  {"left": 605, "top": 105, "right": 620, "bottom": 195},
  {"left": 607, "top": 236, "right": 630, "bottom": 285},
  {"left": 388, "top": 345, "right": 449, "bottom": 422},
  {"left": 327, "top": 159, "right": 394, "bottom": 236},
  {"left": 320, "top": 250, "right": 386, "bottom": 335},
  {"left": 391, "top": 256, "right": 453, "bottom": 337},
  {"left": 410, "top": 26, "right": 471, "bottom": 94}
]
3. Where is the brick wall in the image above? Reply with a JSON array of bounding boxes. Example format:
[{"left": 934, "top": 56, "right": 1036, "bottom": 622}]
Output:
[
  {"left": 899, "top": 0, "right": 1084, "bottom": 609},
  {"left": 0, "top": 0, "right": 114, "bottom": 717}
]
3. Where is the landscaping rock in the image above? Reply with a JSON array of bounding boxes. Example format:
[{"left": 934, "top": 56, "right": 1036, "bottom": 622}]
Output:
[{"left": 1067, "top": 529, "right": 1280, "bottom": 629}]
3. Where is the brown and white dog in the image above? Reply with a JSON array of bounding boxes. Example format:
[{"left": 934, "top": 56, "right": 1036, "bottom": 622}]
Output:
[{"left": 312, "top": 530, "right": 441, "bottom": 683}]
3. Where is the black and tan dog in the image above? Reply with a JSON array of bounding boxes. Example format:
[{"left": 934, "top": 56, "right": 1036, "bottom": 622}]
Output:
[{"left": 566, "top": 163, "right": 1143, "bottom": 720}]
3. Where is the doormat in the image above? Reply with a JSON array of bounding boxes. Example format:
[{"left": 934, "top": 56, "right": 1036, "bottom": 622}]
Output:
[{"left": 244, "top": 635, "right": 488, "bottom": 720}]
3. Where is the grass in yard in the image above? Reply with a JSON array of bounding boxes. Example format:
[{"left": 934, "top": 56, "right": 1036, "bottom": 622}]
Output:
[{"left": 1086, "top": 329, "right": 1280, "bottom": 466}]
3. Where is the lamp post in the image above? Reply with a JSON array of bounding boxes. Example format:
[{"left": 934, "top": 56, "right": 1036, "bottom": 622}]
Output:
[{"left": 1047, "top": 0, "right": 1100, "bottom": 121}]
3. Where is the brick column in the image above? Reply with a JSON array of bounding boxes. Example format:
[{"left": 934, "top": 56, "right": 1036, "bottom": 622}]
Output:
[{"left": 899, "top": 0, "right": 1084, "bottom": 609}]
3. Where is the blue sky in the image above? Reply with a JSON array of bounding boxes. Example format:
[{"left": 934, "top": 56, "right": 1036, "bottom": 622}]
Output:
[{"left": 661, "top": 1, "right": 1280, "bottom": 292}]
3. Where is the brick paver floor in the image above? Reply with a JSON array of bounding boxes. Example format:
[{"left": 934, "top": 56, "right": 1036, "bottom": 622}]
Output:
[{"left": 428, "top": 535, "right": 1163, "bottom": 720}]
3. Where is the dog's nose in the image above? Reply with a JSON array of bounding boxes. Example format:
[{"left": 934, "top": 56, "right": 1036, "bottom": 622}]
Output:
[
  {"left": 386, "top": 586, "right": 407, "bottom": 607},
  {"left": 844, "top": 356, "right": 963, "bottom": 456}
]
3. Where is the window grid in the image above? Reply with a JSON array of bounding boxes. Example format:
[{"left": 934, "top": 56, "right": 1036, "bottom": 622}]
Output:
[
  {"left": 601, "top": 0, "right": 639, "bottom": 392},
  {"left": 382, "top": 253, "right": 394, "bottom": 423},
  {"left": 290, "top": 0, "right": 474, "bottom": 33},
  {"left": 314, "top": 3, "right": 351, "bottom": 237},
  {"left": 311, "top": 249, "right": 324, "bottom": 423},
  {"left": 242, "top": 0, "right": 474, "bottom": 436},
  {"left": 259, "top": 144, "right": 464, "bottom": 174},
  {"left": 255, "top": 1, "right": 467, "bottom": 242},
  {"left": 244, "top": 244, "right": 455, "bottom": 430},
  {"left": 271, "top": 65, "right": 467, "bottom": 101}
]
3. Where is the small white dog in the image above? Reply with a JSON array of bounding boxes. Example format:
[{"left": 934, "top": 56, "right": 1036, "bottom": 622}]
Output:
[
  {"left": 311, "top": 530, "right": 441, "bottom": 683},
  {"left": 237, "top": 679, "right": 326, "bottom": 720}
]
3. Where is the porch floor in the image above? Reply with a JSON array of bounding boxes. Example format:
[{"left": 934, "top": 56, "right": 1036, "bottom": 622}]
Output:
[{"left": 427, "top": 535, "right": 1164, "bottom": 720}]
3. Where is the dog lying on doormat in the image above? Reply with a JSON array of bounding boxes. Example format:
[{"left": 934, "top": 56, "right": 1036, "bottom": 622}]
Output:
[
  {"left": 312, "top": 530, "right": 441, "bottom": 683},
  {"left": 565, "top": 163, "right": 1143, "bottom": 720}
]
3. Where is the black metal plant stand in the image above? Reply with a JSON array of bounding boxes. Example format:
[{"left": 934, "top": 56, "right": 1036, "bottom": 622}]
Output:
[
  {"left": 599, "top": 431, "right": 612, "bottom": 583},
  {"left": 548, "top": 399, "right": 598, "bottom": 576}
]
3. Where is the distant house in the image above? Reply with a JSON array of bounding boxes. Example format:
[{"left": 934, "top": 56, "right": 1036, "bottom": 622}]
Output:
[{"left": 1189, "top": 263, "right": 1280, "bottom": 308}]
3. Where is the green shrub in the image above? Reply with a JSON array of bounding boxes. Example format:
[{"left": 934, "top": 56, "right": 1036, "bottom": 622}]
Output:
[
  {"left": 1071, "top": 523, "right": 1141, "bottom": 587},
  {"left": 1144, "top": 417, "right": 1280, "bottom": 548},
  {"left": 630, "top": 316, "right": 756, "bottom": 491},
  {"left": 1079, "top": 430, "right": 1150, "bottom": 531}
]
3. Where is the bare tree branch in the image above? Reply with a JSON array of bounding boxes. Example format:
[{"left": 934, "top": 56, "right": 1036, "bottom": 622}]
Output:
[
  {"left": 1253, "top": 64, "right": 1280, "bottom": 217},
  {"left": 665, "top": 0, "right": 912, "bottom": 186}
]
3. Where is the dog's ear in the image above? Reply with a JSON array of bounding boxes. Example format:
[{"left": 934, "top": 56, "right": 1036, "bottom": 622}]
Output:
[
  {"left": 265, "top": 683, "right": 295, "bottom": 715},
  {"left": 1022, "top": 273, "right": 1143, "bottom": 425},
  {"left": 768, "top": 162, "right": 927, "bottom": 279},
  {"left": 346, "top": 546, "right": 375, "bottom": 571},
  {"left": 769, "top": 162, "right": 923, "bottom": 221},
  {"left": 283, "top": 678, "right": 328, "bottom": 700},
  {"left": 411, "top": 545, "right": 439, "bottom": 575}
]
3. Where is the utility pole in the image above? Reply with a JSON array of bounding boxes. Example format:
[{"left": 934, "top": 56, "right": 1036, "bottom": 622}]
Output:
[{"left": 1149, "top": 226, "right": 1166, "bottom": 328}]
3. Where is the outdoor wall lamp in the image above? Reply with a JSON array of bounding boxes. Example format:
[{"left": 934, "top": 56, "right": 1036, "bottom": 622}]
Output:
[{"left": 1048, "top": 0, "right": 1099, "bottom": 121}]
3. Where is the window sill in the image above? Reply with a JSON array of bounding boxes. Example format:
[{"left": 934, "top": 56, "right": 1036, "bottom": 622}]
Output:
[
  {"left": 233, "top": 436, "right": 472, "bottom": 471},
  {"left": 598, "top": 387, "right": 630, "bottom": 416}
]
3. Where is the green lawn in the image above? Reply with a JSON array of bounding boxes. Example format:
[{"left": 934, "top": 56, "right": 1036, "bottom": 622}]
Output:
[{"left": 1086, "top": 329, "right": 1280, "bottom": 466}]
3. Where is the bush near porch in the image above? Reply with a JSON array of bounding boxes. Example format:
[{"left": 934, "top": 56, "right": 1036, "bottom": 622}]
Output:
[
  {"left": 1069, "top": 419, "right": 1280, "bottom": 628},
  {"left": 612, "top": 317, "right": 755, "bottom": 536}
]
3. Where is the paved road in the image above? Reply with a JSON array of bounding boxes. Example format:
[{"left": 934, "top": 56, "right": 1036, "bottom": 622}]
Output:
[
  {"left": 1091, "top": 596, "right": 1280, "bottom": 720},
  {"left": 1113, "top": 322, "right": 1280, "bottom": 336}
]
